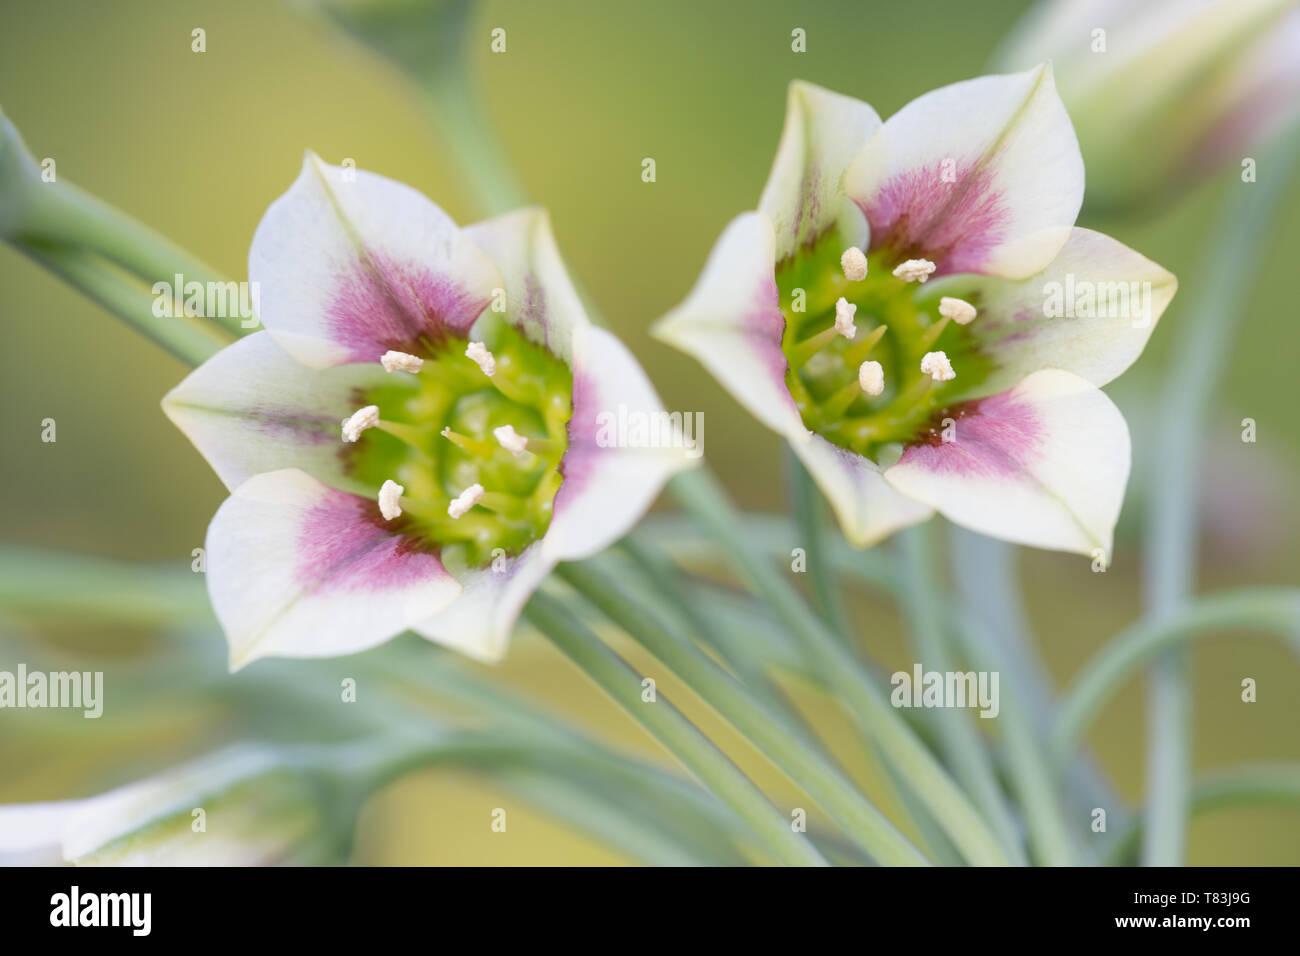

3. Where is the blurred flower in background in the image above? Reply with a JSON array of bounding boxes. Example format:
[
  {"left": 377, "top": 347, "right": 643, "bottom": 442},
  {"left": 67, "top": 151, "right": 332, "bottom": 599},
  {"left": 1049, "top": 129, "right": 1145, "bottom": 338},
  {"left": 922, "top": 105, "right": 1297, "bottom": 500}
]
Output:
[{"left": 996, "top": 0, "right": 1300, "bottom": 210}]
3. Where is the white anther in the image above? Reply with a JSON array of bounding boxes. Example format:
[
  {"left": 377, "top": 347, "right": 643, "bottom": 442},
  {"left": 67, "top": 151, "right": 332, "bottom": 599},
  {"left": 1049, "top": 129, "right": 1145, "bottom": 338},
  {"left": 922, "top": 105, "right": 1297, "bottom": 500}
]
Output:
[
  {"left": 834, "top": 297, "right": 858, "bottom": 339},
  {"left": 840, "top": 247, "right": 869, "bottom": 282},
  {"left": 378, "top": 479, "right": 404, "bottom": 521},
  {"left": 859, "top": 360, "right": 885, "bottom": 397},
  {"left": 892, "top": 258, "right": 937, "bottom": 283},
  {"left": 938, "top": 296, "right": 977, "bottom": 325},
  {"left": 920, "top": 350, "right": 956, "bottom": 382},
  {"left": 466, "top": 341, "right": 496, "bottom": 376},
  {"left": 447, "top": 483, "right": 485, "bottom": 519},
  {"left": 494, "top": 424, "right": 529, "bottom": 456},
  {"left": 380, "top": 350, "right": 424, "bottom": 373},
  {"left": 341, "top": 405, "right": 380, "bottom": 443}
]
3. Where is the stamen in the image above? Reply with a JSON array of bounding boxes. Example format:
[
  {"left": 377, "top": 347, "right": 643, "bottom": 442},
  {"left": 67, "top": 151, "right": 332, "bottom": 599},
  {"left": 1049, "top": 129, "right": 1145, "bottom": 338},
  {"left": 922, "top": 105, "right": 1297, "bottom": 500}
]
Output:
[
  {"left": 892, "top": 258, "right": 937, "bottom": 283},
  {"left": 938, "top": 296, "right": 977, "bottom": 325},
  {"left": 834, "top": 297, "right": 858, "bottom": 339},
  {"left": 447, "top": 483, "right": 485, "bottom": 519},
  {"left": 440, "top": 426, "right": 497, "bottom": 459},
  {"left": 341, "top": 405, "right": 380, "bottom": 443},
  {"left": 493, "top": 424, "right": 529, "bottom": 457},
  {"left": 920, "top": 350, "right": 956, "bottom": 382},
  {"left": 840, "top": 247, "right": 868, "bottom": 282},
  {"left": 378, "top": 479, "right": 404, "bottom": 521},
  {"left": 917, "top": 314, "right": 951, "bottom": 350},
  {"left": 465, "top": 341, "right": 496, "bottom": 377},
  {"left": 859, "top": 360, "right": 885, "bottom": 397},
  {"left": 380, "top": 350, "right": 425, "bottom": 373},
  {"left": 843, "top": 324, "right": 888, "bottom": 366}
]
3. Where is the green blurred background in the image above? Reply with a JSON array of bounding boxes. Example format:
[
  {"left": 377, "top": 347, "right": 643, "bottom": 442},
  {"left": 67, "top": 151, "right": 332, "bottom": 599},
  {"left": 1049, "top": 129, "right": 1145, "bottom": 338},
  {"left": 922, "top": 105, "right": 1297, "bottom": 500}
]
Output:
[{"left": 1, "top": 0, "right": 1297, "bottom": 864}]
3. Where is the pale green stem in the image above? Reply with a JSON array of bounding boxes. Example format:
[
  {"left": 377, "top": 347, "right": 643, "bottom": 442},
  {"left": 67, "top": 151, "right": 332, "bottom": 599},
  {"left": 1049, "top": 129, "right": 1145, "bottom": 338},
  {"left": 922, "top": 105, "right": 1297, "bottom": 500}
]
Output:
[
  {"left": 669, "top": 467, "right": 1011, "bottom": 865},
  {"left": 1055, "top": 588, "right": 1300, "bottom": 767},
  {"left": 949, "top": 610, "right": 1079, "bottom": 867},
  {"left": 556, "top": 560, "right": 929, "bottom": 866},
  {"left": 1103, "top": 764, "right": 1300, "bottom": 866},
  {"left": 896, "top": 525, "right": 1029, "bottom": 865},
  {"left": 14, "top": 177, "right": 249, "bottom": 337},
  {"left": 1142, "top": 128, "right": 1300, "bottom": 865},
  {"left": 523, "top": 588, "right": 830, "bottom": 866},
  {"left": 13, "top": 240, "right": 227, "bottom": 366}
]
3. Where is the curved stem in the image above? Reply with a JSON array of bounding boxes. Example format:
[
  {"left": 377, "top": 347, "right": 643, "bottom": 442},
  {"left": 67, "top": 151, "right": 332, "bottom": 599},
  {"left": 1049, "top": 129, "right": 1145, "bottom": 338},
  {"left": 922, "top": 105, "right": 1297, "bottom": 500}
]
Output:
[
  {"left": 896, "top": 525, "right": 1029, "bottom": 864},
  {"left": 1055, "top": 588, "right": 1300, "bottom": 767},
  {"left": 557, "top": 560, "right": 929, "bottom": 866},
  {"left": 1142, "top": 127, "right": 1300, "bottom": 864},
  {"left": 669, "top": 466, "right": 1011, "bottom": 865},
  {"left": 524, "top": 588, "right": 830, "bottom": 866},
  {"left": 1103, "top": 764, "right": 1300, "bottom": 866}
]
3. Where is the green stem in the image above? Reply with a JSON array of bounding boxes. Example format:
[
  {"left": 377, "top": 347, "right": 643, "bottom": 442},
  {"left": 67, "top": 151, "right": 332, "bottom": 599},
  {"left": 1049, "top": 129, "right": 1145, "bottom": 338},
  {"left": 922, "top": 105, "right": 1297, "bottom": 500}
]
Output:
[
  {"left": 1103, "top": 764, "right": 1300, "bottom": 866},
  {"left": 1055, "top": 588, "right": 1300, "bottom": 768},
  {"left": 16, "top": 178, "right": 249, "bottom": 337},
  {"left": 523, "top": 588, "right": 829, "bottom": 866},
  {"left": 14, "top": 240, "right": 227, "bottom": 366},
  {"left": 1142, "top": 128, "right": 1300, "bottom": 865},
  {"left": 787, "top": 451, "right": 855, "bottom": 643},
  {"left": 896, "top": 525, "right": 1028, "bottom": 865},
  {"left": 669, "top": 467, "right": 1011, "bottom": 865},
  {"left": 949, "top": 610, "right": 1079, "bottom": 867},
  {"left": 556, "top": 560, "right": 929, "bottom": 866}
]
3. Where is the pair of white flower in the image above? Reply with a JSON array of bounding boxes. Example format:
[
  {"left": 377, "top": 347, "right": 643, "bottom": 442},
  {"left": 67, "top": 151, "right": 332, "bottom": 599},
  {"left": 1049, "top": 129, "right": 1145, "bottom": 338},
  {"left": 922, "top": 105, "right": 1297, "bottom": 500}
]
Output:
[{"left": 164, "top": 63, "right": 1173, "bottom": 670}]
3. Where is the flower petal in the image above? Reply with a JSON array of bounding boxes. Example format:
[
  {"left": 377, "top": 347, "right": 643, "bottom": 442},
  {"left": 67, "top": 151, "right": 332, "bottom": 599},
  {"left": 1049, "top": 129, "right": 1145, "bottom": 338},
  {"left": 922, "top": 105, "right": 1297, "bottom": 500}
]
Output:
[
  {"left": 884, "top": 370, "right": 1129, "bottom": 557},
  {"left": 412, "top": 542, "right": 554, "bottom": 663},
  {"left": 462, "top": 206, "right": 588, "bottom": 363},
  {"left": 792, "top": 434, "right": 933, "bottom": 548},
  {"left": 758, "top": 80, "right": 882, "bottom": 264},
  {"left": 0, "top": 801, "right": 74, "bottom": 865},
  {"left": 249, "top": 153, "right": 501, "bottom": 368},
  {"left": 206, "top": 469, "right": 461, "bottom": 669},
  {"left": 653, "top": 212, "right": 805, "bottom": 440},
  {"left": 844, "top": 64, "right": 1083, "bottom": 279},
  {"left": 548, "top": 324, "right": 697, "bottom": 561},
  {"left": 162, "top": 331, "right": 389, "bottom": 491},
  {"left": 946, "top": 228, "right": 1178, "bottom": 399}
]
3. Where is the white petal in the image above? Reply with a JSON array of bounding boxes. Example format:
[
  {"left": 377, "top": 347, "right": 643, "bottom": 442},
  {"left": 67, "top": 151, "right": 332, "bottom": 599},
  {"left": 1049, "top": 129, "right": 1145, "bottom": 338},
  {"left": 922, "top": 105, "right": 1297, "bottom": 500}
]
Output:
[
  {"left": 249, "top": 153, "right": 501, "bottom": 368},
  {"left": 462, "top": 206, "right": 588, "bottom": 363},
  {"left": 206, "top": 469, "right": 461, "bottom": 669},
  {"left": 162, "top": 331, "right": 391, "bottom": 491},
  {"left": 884, "top": 370, "right": 1130, "bottom": 556},
  {"left": 412, "top": 542, "right": 555, "bottom": 663},
  {"left": 844, "top": 64, "right": 1083, "bottom": 279},
  {"left": 653, "top": 211, "right": 806, "bottom": 440},
  {"left": 0, "top": 801, "right": 76, "bottom": 865},
  {"left": 758, "top": 81, "right": 882, "bottom": 264},
  {"left": 951, "top": 228, "right": 1177, "bottom": 398},
  {"left": 548, "top": 324, "right": 696, "bottom": 560},
  {"left": 791, "top": 434, "right": 933, "bottom": 548}
]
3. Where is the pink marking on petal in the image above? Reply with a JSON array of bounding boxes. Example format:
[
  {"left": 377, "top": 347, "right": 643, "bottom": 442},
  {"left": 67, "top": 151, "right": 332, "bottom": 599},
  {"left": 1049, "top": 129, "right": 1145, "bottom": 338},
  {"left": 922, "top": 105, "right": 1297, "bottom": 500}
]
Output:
[
  {"left": 860, "top": 161, "right": 1009, "bottom": 275},
  {"left": 553, "top": 370, "right": 599, "bottom": 513},
  {"left": 897, "top": 389, "right": 1042, "bottom": 479},
  {"left": 326, "top": 253, "right": 491, "bottom": 361},
  {"left": 295, "top": 486, "right": 446, "bottom": 595},
  {"left": 750, "top": 275, "right": 796, "bottom": 401}
]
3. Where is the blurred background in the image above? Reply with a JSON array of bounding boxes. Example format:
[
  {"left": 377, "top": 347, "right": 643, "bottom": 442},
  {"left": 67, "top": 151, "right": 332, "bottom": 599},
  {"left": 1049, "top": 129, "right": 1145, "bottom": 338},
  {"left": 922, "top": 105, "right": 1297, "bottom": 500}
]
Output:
[{"left": 0, "top": 0, "right": 1297, "bottom": 864}]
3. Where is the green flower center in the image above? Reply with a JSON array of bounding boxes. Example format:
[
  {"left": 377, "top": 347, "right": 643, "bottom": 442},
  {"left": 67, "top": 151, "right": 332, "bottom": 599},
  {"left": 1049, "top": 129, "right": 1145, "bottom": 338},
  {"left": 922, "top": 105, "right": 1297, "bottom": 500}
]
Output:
[
  {"left": 777, "top": 238, "right": 992, "bottom": 460},
  {"left": 345, "top": 319, "right": 572, "bottom": 573}
]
